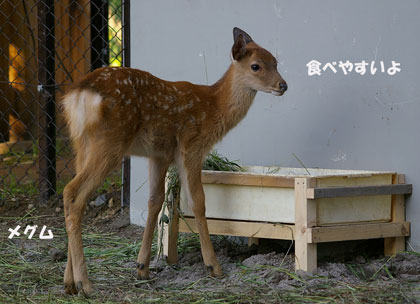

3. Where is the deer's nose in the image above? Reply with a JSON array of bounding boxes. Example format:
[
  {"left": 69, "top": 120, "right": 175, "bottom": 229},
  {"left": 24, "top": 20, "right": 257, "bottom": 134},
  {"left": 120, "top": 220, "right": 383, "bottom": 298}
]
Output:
[{"left": 279, "top": 82, "right": 288, "bottom": 92}]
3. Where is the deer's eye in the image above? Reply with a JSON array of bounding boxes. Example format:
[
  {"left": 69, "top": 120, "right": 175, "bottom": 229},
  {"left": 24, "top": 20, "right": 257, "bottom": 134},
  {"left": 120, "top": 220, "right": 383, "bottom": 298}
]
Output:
[{"left": 251, "top": 64, "right": 260, "bottom": 72}]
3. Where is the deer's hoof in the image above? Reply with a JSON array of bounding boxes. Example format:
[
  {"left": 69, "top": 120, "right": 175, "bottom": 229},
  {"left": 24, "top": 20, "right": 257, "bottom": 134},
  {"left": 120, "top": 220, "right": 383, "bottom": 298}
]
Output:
[
  {"left": 207, "top": 264, "right": 223, "bottom": 278},
  {"left": 137, "top": 269, "right": 150, "bottom": 280},
  {"left": 64, "top": 282, "right": 78, "bottom": 295},
  {"left": 137, "top": 263, "right": 150, "bottom": 280},
  {"left": 75, "top": 280, "right": 93, "bottom": 298}
]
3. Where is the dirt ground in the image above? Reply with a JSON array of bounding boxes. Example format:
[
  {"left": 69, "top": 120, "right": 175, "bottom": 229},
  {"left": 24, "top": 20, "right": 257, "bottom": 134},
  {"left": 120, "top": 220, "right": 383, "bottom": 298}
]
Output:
[{"left": 0, "top": 190, "right": 419, "bottom": 303}]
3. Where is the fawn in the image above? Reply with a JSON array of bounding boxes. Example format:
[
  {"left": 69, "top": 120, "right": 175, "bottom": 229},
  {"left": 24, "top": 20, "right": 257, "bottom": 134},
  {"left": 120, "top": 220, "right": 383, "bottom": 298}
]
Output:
[{"left": 61, "top": 27, "right": 287, "bottom": 296}]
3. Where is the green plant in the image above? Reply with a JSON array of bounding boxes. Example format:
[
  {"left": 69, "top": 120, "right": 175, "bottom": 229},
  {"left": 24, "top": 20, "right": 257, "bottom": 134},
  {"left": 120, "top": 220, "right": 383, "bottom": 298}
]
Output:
[
  {"left": 32, "top": 139, "right": 39, "bottom": 158},
  {"left": 0, "top": 173, "right": 38, "bottom": 200},
  {"left": 157, "top": 150, "right": 242, "bottom": 259},
  {"left": 108, "top": 0, "right": 122, "bottom": 67},
  {"left": 96, "top": 172, "right": 122, "bottom": 194},
  {"left": 202, "top": 150, "right": 242, "bottom": 172}
]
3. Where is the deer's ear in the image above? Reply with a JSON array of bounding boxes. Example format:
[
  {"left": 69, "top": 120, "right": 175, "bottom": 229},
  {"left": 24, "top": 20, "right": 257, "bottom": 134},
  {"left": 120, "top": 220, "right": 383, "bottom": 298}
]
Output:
[
  {"left": 231, "top": 34, "right": 247, "bottom": 61},
  {"left": 233, "top": 27, "right": 253, "bottom": 44}
]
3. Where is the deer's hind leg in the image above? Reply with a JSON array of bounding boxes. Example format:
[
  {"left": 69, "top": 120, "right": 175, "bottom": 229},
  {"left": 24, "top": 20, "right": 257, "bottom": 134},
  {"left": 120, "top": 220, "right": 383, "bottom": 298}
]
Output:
[
  {"left": 64, "top": 138, "right": 89, "bottom": 295},
  {"left": 63, "top": 142, "right": 123, "bottom": 297},
  {"left": 137, "top": 157, "right": 171, "bottom": 279}
]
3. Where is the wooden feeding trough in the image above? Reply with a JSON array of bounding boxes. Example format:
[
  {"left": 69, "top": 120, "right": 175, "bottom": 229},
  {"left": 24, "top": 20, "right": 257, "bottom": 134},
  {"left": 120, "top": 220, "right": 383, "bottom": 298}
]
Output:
[{"left": 159, "top": 167, "right": 412, "bottom": 273}]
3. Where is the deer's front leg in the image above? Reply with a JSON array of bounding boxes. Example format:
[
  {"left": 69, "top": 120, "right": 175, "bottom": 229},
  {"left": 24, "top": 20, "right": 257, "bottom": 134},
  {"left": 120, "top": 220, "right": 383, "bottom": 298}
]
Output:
[
  {"left": 137, "top": 157, "right": 170, "bottom": 279},
  {"left": 177, "top": 155, "right": 222, "bottom": 277}
]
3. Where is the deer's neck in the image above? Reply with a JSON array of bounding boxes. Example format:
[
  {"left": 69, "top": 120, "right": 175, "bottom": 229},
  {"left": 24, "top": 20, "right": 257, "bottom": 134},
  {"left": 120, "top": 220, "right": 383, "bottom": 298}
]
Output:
[{"left": 211, "top": 64, "right": 257, "bottom": 134}]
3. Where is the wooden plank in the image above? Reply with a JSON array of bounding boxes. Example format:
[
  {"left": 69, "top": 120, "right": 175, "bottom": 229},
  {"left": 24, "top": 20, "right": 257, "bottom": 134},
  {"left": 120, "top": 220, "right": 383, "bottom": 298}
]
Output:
[
  {"left": 201, "top": 171, "right": 295, "bottom": 188},
  {"left": 315, "top": 174, "right": 393, "bottom": 188},
  {"left": 181, "top": 184, "right": 295, "bottom": 223},
  {"left": 308, "top": 222, "right": 410, "bottom": 243},
  {"left": 315, "top": 174, "right": 392, "bottom": 225},
  {"left": 307, "top": 184, "right": 412, "bottom": 199},
  {"left": 316, "top": 195, "right": 391, "bottom": 226},
  {"left": 178, "top": 217, "right": 295, "bottom": 240},
  {"left": 54, "top": 0, "right": 91, "bottom": 99},
  {"left": 385, "top": 174, "right": 407, "bottom": 256},
  {"left": 294, "top": 178, "right": 317, "bottom": 273}
]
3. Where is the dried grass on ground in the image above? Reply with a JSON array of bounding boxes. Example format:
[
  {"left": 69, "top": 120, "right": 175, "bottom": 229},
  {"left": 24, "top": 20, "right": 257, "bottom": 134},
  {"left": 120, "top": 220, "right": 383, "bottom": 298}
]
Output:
[{"left": 0, "top": 191, "right": 419, "bottom": 303}]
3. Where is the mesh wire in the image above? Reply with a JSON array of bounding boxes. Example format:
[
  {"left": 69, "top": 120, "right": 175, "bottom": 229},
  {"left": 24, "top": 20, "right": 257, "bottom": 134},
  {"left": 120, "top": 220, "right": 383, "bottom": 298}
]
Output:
[{"left": 0, "top": 0, "right": 125, "bottom": 200}]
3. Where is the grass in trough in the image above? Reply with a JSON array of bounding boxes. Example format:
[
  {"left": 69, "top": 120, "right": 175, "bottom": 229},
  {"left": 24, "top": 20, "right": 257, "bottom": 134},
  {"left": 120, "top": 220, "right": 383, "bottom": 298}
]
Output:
[{"left": 202, "top": 151, "right": 242, "bottom": 172}]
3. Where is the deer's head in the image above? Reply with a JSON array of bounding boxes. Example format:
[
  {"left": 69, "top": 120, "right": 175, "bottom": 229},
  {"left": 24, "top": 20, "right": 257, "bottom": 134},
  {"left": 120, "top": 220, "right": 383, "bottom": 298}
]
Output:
[{"left": 231, "top": 27, "right": 287, "bottom": 96}]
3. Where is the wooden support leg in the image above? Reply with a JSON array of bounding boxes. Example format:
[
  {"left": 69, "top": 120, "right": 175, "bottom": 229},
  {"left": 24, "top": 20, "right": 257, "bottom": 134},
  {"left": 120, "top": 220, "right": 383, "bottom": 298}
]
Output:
[
  {"left": 294, "top": 178, "right": 317, "bottom": 273},
  {"left": 247, "top": 237, "right": 259, "bottom": 247},
  {"left": 384, "top": 174, "right": 406, "bottom": 256},
  {"left": 158, "top": 200, "right": 180, "bottom": 264}
]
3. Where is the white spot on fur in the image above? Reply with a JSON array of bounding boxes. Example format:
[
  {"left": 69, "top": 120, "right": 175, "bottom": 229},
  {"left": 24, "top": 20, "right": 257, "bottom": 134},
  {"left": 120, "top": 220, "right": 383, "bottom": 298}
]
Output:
[
  {"left": 101, "top": 72, "right": 110, "bottom": 80},
  {"left": 200, "top": 112, "right": 206, "bottom": 121},
  {"left": 116, "top": 89, "right": 121, "bottom": 94},
  {"left": 62, "top": 90, "right": 102, "bottom": 139},
  {"left": 126, "top": 99, "right": 131, "bottom": 105}
]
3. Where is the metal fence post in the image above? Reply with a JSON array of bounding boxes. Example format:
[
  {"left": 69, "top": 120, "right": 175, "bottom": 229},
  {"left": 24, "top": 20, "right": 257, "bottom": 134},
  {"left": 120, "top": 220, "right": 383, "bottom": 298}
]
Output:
[
  {"left": 38, "top": 0, "right": 56, "bottom": 202},
  {"left": 91, "top": 0, "right": 109, "bottom": 70},
  {"left": 121, "top": 0, "right": 131, "bottom": 208}
]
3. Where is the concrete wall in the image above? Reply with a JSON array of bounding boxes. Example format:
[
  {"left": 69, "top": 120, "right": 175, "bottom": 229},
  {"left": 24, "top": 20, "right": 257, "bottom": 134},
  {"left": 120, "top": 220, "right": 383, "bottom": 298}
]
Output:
[{"left": 130, "top": 0, "right": 420, "bottom": 251}]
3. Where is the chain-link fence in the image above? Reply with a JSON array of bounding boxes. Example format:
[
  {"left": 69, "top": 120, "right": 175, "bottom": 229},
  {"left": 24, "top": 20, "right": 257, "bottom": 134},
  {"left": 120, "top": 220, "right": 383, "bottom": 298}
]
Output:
[{"left": 0, "top": 0, "right": 130, "bottom": 203}]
